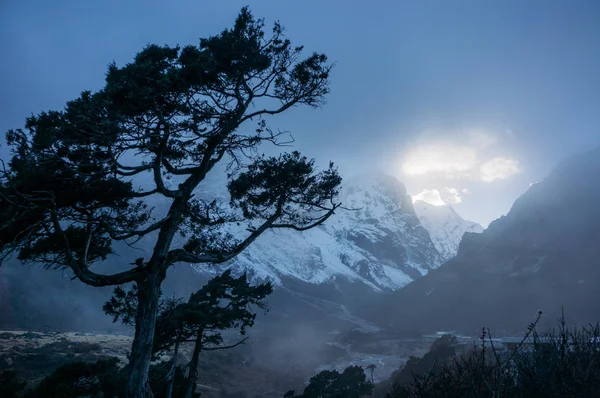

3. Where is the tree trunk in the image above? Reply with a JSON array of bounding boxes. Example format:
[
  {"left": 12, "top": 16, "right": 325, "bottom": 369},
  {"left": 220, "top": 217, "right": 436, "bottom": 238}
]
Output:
[
  {"left": 184, "top": 329, "right": 204, "bottom": 398},
  {"left": 165, "top": 338, "right": 180, "bottom": 398},
  {"left": 126, "top": 270, "right": 163, "bottom": 398}
]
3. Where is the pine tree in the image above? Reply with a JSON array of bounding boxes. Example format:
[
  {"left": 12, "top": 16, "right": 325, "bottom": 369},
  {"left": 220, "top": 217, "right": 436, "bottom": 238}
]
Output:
[{"left": 0, "top": 7, "right": 339, "bottom": 397}]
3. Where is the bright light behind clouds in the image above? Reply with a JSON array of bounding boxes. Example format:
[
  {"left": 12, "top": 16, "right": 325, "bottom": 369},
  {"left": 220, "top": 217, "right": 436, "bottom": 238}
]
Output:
[
  {"left": 401, "top": 130, "right": 522, "bottom": 183},
  {"left": 412, "top": 189, "right": 446, "bottom": 206},
  {"left": 401, "top": 144, "right": 477, "bottom": 178},
  {"left": 399, "top": 128, "right": 523, "bottom": 223},
  {"left": 444, "top": 187, "right": 463, "bottom": 204},
  {"left": 411, "top": 187, "right": 469, "bottom": 206}
]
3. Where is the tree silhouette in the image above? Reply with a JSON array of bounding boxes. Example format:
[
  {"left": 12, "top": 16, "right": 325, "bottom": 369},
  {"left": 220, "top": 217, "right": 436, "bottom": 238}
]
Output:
[
  {"left": 286, "top": 365, "right": 374, "bottom": 398},
  {"left": 366, "top": 364, "right": 376, "bottom": 385},
  {"left": 104, "top": 270, "right": 272, "bottom": 398},
  {"left": 0, "top": 7, "right": 339, "bottom": 397}
]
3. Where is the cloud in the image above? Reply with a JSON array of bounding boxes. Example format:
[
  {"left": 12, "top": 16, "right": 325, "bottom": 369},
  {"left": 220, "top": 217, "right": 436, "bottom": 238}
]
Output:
[
  {"left": 443, "top": 187, "right": 463, "bottom": 204},
  {"left": 400, "top": 129, "right": 521, "bottom": 182},
  {"left": 412, "top": 189, "right": 446, "bottom": 206},
  {"left": 401, "top": 144, "right": 477, "bottom": 179},
  {"left": 413, "top": 187, "right": 470, "bottom": 206},
  {"left": 479, "top": 157, "right": 522, "bottom": 182}
]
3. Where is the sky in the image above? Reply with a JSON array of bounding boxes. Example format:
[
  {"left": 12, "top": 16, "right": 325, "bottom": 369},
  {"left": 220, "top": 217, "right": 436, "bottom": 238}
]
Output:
[{"left": 1, "top": 0, "right": 599, "bottom": 226}]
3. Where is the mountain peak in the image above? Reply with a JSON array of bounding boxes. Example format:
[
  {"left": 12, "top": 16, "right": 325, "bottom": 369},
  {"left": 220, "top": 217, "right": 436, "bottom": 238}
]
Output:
[
  {"left": 341, "top": 173, "right": 415, "bottom": 215},
  {"left": 412, "top": 200, "right": 484, "bottom": 261}
]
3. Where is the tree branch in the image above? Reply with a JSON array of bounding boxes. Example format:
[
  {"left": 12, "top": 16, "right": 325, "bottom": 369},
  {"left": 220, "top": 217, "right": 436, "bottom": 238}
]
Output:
[
  {"left": 203, "top": 336, "right": 249, "bottom": 351},
  {"left": 107, "top": 217, "right": 168, "bottom": 240},
  {"left": 270, "top": 203, "right": 340, "bottom": 231},
  {"left": 161, "top": 158, "right": 200, "bottom": 175},
  {"left": 167, "top": 204, "right": 283, "bottom": 265},
  {"left": 50, "top": 208, "right": 142, "bottom": 287},
  {"left": 239, "top": 100, "right": 298, "bottom": 124}
]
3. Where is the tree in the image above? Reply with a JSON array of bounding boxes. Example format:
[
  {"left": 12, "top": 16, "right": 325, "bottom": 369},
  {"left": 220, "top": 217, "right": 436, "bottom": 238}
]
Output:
[
  {"left": 0, "top": 7, "right": 340, "bottom": 398},
  {"left": 287, "top": 365, "right": 374, "bottom": 398},
  {"left": 366, "top": 364, "right": 376, "bottom": 385},
  {"left": 105, "top": 270, "right": 272, "bottom": 398},
  {"left": 163, "top": 271, "right": 272, "bottom": 398},
  {"left": 104, "top": 286, "right": 186, "bottom": 398}
]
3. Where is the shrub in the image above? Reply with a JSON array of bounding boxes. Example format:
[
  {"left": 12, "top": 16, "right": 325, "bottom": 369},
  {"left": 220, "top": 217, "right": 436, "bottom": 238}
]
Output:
[
  {"left": 386, "top": 315, "right": 600, "bottom": 398},
  {"left": 25, "top": 358, "right": 123, "bottom": 398},
  {"left": 23, "top": 358, "right": 194, "bottom": 398}
]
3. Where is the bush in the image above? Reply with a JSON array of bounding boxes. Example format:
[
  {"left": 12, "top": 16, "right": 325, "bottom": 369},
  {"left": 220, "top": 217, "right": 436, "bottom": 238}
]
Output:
[
  {"left": 386, "top": 316, "right": 600, "bottom": 398},
  {"left": 0, "top": 370, "right": 27, "bottom": 398},
  {"left": 373, "top": 334, "right": 458, "bottom": 396},
  {"left": 23, "top": 358, "right": 194, "bottom": 398},
  {"left": 25, "top": 357, "right": 124, "bottom": 398}
]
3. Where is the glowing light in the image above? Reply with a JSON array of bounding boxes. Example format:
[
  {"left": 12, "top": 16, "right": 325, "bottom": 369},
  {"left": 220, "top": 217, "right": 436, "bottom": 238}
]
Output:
[{"left": 412, "top": 189, "right": 446, "bottom": 206}]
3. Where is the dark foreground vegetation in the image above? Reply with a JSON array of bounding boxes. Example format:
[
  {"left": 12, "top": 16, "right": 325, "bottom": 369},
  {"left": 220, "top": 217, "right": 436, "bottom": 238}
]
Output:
[
  {"left": 380, "top": 316, "right": 600, "bottom": 398},
  {"left": 2, "top": 315, "right": 600, "bottom": 398}
]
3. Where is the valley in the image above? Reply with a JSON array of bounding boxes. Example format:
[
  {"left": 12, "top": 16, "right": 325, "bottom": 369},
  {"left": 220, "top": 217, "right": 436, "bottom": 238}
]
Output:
[{"left": 3, "top": 146, "right": 600, "bottom": 395}]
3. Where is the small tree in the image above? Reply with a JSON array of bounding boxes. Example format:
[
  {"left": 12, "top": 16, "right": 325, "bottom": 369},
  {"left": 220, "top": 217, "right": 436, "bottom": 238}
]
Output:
[
  {"left": 0, "top": 7, "right": 340, "bottom": 397},
  {"left": 366, "top": 364, "right": 376, "bottom": 385},
  {"left": 105, "top": 270, "right": 272, "bottom": 398},
  {"left": 161, "top": 271, "right": 272, "bottom": 398}
]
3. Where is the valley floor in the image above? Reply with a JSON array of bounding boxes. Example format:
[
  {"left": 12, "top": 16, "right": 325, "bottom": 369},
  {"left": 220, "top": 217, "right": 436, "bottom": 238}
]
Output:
[{"left": 0, "top": 329, "right": 430, "bottom": 397}]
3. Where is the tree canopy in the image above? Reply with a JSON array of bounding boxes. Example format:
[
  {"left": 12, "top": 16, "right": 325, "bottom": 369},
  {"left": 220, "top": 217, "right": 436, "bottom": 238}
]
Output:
[
  {"left": 286, "top": 365, "right": 374, "bottom": 398},
  {"left": 0, "top": 6, "right": 341, "bottom": 286}
]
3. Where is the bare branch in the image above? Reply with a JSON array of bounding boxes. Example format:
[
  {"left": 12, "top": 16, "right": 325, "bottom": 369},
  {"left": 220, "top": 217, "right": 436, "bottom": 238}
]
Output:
[
  {"left": 271, "top": 203, "right": 341, "bottom": 231},
  {"left": 203, "top": 336, "right": 249, "bottom": 351},
  {"left": 239, "top": 100, "right": 298, "bottom": 124},
  {"left": 49, "top": 208, "right": 141, "bottom": 287},
  {"left": 167, "top": 205, "right": 282, "bottom": 265},
  {"left": 161, "top": 158, "right": 200, "bottom": 175},
  {"left": 107, "top": 217, "right": 168, "bottom": 241}
]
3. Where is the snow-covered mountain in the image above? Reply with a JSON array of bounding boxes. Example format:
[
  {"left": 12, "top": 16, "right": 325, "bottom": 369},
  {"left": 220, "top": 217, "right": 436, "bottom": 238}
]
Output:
[
  {"left": 0, "top": 172, "right": 482, "bottom": 332},
  {"left": 412, "top": 201, "right": 484, "bottom": 261},
  {"left": 199, "top": 174, "right": 474, "bottom": 292}
]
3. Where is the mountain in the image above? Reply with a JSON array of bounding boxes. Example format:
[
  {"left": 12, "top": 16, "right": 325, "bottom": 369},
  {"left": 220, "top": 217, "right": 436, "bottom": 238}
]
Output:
[
  {"left": 380, "top": 147, "right": 600, "bottom": 335},
  {"left": 202, "top": 173, "right": 442, "bottom": 292},
  {"left": 412, "top": 201, "right": 484, "bottom": 261},
  {"left": 0, "top": 171, "right": 487, "bottom": 337}
]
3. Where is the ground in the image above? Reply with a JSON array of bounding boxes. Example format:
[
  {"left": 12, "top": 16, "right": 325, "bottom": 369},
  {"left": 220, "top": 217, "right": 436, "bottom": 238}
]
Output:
[{"left": 0, "top": 329, "right": 430, "bottom": 397}]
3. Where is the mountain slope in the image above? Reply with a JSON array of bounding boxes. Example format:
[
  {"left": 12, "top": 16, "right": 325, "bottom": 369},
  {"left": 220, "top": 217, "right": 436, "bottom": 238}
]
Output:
[
  {"left": 204, "top": 173, "right": 442, "bottom": 291},
  {"left": 0, "top": 172, "right": 482, "bottom": 332},
  {"left": 380, "top": 147, "right": 600, "bottom": 335},
  {"left": 412, "top": 201, "right": 484, "bottom": 261}
]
